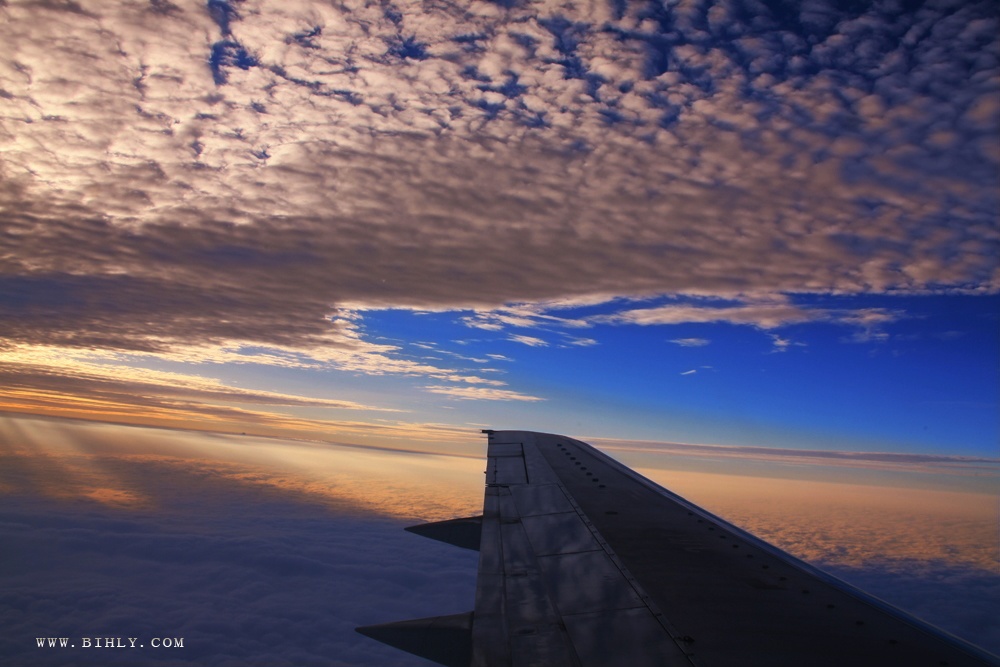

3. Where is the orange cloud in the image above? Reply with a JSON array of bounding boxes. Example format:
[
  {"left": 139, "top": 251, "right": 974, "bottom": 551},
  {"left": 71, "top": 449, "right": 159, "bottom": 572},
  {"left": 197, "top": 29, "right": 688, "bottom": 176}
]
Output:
[
  {"left": 638, "top": 467, "right": 997, "bottom": 573},
  {"left": 0, "top": 414, "right": 484, "bottom": 521}
]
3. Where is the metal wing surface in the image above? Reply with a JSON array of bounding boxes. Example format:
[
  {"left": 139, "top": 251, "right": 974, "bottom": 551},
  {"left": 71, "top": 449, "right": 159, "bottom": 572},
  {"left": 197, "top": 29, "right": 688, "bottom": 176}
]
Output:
[{"left": 359, "top": 430, "right": 998, "bottom": 667}]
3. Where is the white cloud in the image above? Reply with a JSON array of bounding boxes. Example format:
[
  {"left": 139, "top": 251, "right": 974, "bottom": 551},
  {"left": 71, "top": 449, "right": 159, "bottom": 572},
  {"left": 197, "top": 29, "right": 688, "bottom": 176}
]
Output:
[
  {"left": 769, "top": 334, "right": 794, "bottom": 352},
  {"left": 606, "top": 299, "right": 817, "bottom": 329},
  {"left": 507, "top": 334, "right": 549, "bottom": 347},
  {"left": 601, "top": 296, "right": 903, "bottom": 341},
  {"left": 423, "top": 385, "right": 544, "bottom": 402},
  {"left": 461, "top": 304, "right": 592, "bottom": 333},
  {"left": 670, "top": 337, "right": 711, "bottom": 347},
  {"left": 565, "top": 337, "right": 597, "bottom": 347}
]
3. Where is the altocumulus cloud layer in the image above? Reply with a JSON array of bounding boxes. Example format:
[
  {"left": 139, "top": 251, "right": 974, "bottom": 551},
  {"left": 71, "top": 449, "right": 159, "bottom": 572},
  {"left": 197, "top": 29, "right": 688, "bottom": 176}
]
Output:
[{"left": 1, "top": 0, "right": 997, "bottom": 366}]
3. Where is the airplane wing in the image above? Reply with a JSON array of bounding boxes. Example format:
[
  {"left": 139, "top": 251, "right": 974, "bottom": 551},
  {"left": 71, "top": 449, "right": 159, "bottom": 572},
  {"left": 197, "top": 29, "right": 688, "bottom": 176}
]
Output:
[{"left": 358, "top": 430, "right": 998, "bottom": 666}]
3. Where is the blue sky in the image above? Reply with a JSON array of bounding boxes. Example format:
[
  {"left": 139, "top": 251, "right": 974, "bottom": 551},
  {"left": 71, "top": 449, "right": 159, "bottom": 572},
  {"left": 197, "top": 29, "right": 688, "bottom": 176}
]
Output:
[
  {"left": 0, "top": 0, "right": 997, "bottom": 463},
  {"left": 331, "top": 292, "right": 998, "bottom": 456}
]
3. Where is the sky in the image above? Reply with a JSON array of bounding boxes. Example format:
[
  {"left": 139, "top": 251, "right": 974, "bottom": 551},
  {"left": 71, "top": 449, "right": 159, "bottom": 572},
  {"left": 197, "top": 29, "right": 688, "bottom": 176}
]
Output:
[
  {"left": 0, "top": 0, "right": 998, "bottom": 663},
  {"left": 0, "top": 0, "right": 998, "bottom": 460}
]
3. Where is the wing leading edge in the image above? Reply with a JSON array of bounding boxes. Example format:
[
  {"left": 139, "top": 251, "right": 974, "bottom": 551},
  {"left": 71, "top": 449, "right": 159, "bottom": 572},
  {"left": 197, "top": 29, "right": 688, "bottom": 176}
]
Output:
[{"left": 358, "top": 430, "right": 998, "bottom": 667}]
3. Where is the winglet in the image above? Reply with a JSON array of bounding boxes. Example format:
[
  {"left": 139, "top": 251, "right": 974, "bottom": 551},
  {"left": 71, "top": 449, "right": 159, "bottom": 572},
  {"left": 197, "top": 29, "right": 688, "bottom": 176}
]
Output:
[
  {"left": 356, "top": 612, "right": 473, "bottom": 667},
  {"left": 405, "top": 515, "right": 482, "bottom": 551}
]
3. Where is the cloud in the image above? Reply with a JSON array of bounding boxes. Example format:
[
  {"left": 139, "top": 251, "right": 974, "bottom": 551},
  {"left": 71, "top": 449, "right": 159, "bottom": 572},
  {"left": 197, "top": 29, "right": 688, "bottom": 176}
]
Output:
[
  {"left": 670, "top": 338, "right": 710, "bottom": 347},
  {"left": 0, "top": 418, "right": 483, "bottom": 666},
  {"left": 423, "top": 385, "right": 544, "bottom": 402},
  {"left": 634, "top": 462, "right": 999, "bottom": 577},
  {"left": 0, "top": 344, "right": 518, "bottom": 450},
  {"left": 605, "top": 297, "right": 820, "bottom": 328},
  {"left": 822, "top": 562, "right": 1000, "bottom": 657},
  {"left": 768, "top": 334, "right": 796, "bottom": 352},
  {"left": 564, "top": 336, "right": 597, "bottom": 347},
  {"left": 461, "top": 304, "right": 591, "bottom": 333},
  {"left": 2, "top": 415, "right": 996, "bottom": 664},
  {"left": 690, "top": 472, "right": 1000, "bottom": 654},
  {"left": 0, "top": 0, "right": 996, "bottom": 411},
  {"left": 599, "top": 438, "right": 1000, "bottom": 486},
  {"left": 0, "top": 347, "right": 394, "bottom": 412},
  {"left": 680, "top": 369, "right": 697, "bottom": 376},
  {"left": 686, "top": 474, "right": 1000, "bottom": 656},
  {"left": 600, "top": 296, "right": 904, "bottom": 341},
  {"left": 507, "top": 334, "right": 549, "bottom": 347}
]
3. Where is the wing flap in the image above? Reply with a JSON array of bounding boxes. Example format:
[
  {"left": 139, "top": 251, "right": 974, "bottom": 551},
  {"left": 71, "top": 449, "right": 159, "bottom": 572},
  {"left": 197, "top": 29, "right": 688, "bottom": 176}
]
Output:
[
  {"left": 488, "top": 454, "right": 528, "bottom": 485},
  {"left": 563, "top": 608, "right": 697, "bottom": 667},
  {"left": 520, "top": 512, "right": 600, "bottom": 556},
  {"left": 509, "top": 483, "right": 574, "bottom": 517}
]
